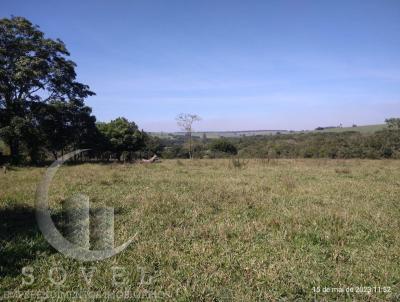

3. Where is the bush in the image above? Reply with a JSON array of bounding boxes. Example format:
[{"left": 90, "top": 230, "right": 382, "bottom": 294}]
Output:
[
  {"left": 381, "top": 147, "right": 393, "bottom": 158},
  {"left": 161, "top": 146, "right": 188, "bottom": 159},
  {"left": 210, "top": 139, "right": 238, "bottom": 155}
]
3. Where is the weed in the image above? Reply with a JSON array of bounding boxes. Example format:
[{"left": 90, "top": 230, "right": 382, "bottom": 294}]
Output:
[
  {"left": 230, "top": 157, "right": 249, "bottom": 169},
  {"left": 281, "top": 174, "right": 297, "bottom": 192},
  {"left": 335, "top": 168, "right": 351, "bottom": 174}
]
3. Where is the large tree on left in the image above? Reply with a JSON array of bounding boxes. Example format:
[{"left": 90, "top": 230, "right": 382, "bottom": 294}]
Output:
[{"left": 0, "top": 16, "right": 94, "bottom": 163}]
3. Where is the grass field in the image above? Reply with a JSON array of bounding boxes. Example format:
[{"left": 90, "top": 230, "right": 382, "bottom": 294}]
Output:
[{"left": 1, "top": 159, "right": 400, "bottom": 301}]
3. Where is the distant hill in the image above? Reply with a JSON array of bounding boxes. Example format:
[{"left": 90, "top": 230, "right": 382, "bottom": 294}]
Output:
[
  {"left": 150, "top": 124, "right": 387, "bottom": 138},
  {"left": 150, "top": 129, "right": 291, "bottom": 139},
  {"left": 313, "top": 124, "right": 386, "bottom": 134}
]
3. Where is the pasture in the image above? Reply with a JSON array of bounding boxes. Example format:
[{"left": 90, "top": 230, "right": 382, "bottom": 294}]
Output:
[{"left": 1, "top": 159, "right": 399, "bottom": 300}]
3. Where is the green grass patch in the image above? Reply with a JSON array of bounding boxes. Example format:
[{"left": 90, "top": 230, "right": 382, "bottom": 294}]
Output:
[{"left": 0, "top": 159, "right": 399, "bottom": 300}]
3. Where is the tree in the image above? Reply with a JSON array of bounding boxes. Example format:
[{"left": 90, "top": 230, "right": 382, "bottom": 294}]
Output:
[
  {"left": 67, "top": 99, "right": 99, "bottom": 151},
  {"left": 97, "top": 117, "right": 145, "bottom": 161},
  {"left": 0, "top": 16, "right": 95, "bottom": 163},
  {"left": 385, "top": 118, "right": 400, "bottom": 130},
  {"left": 202, "top": 133, "right": 207, "bottom": 144},
  {"left": 35, "top": 99, "right": 98, "bottom": 160},
  {"left": 143, "top": 135, "right": 163, "bottom": 157},
  {"left": 210, "top": 139, "right": 238, "bottom": 155},
  {"left": 175, "top": 113, "right": 201, "bottom": 158}
]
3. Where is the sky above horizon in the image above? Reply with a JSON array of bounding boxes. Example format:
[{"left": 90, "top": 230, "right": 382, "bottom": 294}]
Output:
[{"left": 2, "top": 0, "right": 400, "bottom": 131}]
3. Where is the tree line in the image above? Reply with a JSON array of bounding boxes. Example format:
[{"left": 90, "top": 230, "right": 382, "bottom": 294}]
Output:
[
  {"left": 233, "top": 126, "right": 400, "bottom": 159},
  {"left": 156, "top": 119, "right": 400, "bottom": 160}
]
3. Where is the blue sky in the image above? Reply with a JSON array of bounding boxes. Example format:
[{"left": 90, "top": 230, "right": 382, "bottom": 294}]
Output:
[{"left": 2, "top": 0, "right": 400, "bottom": 131}]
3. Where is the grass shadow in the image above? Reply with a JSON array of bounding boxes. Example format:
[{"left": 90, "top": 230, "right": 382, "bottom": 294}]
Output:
[{"left": 0, "top": 205, "right": 58, "bottom": 278}]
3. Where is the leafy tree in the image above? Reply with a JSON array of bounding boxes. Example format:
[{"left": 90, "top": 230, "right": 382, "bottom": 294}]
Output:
[
  {"left": 67, "top": 100, "right": 99, "bottom": 151},
  {"left": 97, "top": 117, "right": 145, "bottom": 160},
  {"left": 34, "top": 99, "right": 98, "bottom": 159},
  {"left": 143, "top": 135, "right": 163, "bottom": 157},
  {"left": 385, "top": 118, "right": 400, "bottom": 130},
  {"left": 210, "top": 139, "right": 238, "bottom": 155},
  {"left": 0, "top": 16, "right": 94, "bottom": 163}
]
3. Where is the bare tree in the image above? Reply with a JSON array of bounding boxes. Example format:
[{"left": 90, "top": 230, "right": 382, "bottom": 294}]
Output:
[{"left": 176, "top": 113, "right": 201, "bottom": 159}]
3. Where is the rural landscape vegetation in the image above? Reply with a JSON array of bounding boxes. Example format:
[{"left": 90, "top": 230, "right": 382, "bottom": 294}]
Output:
[{"left": 1, "top": 6, "right": 400, "bottom": 302}]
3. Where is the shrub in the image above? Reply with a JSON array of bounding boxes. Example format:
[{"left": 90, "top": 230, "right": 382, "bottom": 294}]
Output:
[
  {"left": 381, "top": 147, "right": 393, "bottom": 158},
  {"left": 210, "top": 139, "right": 238, "bottom": 155}
]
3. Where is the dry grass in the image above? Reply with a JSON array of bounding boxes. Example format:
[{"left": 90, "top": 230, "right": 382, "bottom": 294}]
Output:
[
  {"left": 334, "top": 167, "right": 352, "bottom": 174},
  {"left": 1, "top": 159, "right": 400, "bottom": 300}
]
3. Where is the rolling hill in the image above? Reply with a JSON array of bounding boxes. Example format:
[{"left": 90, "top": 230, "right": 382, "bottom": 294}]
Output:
[
  {"left": 150, "top": 124, "right": 387, "bottom": 138},
  {"left": 313, "top": 124, "right": 386, "bottom": 134}
]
